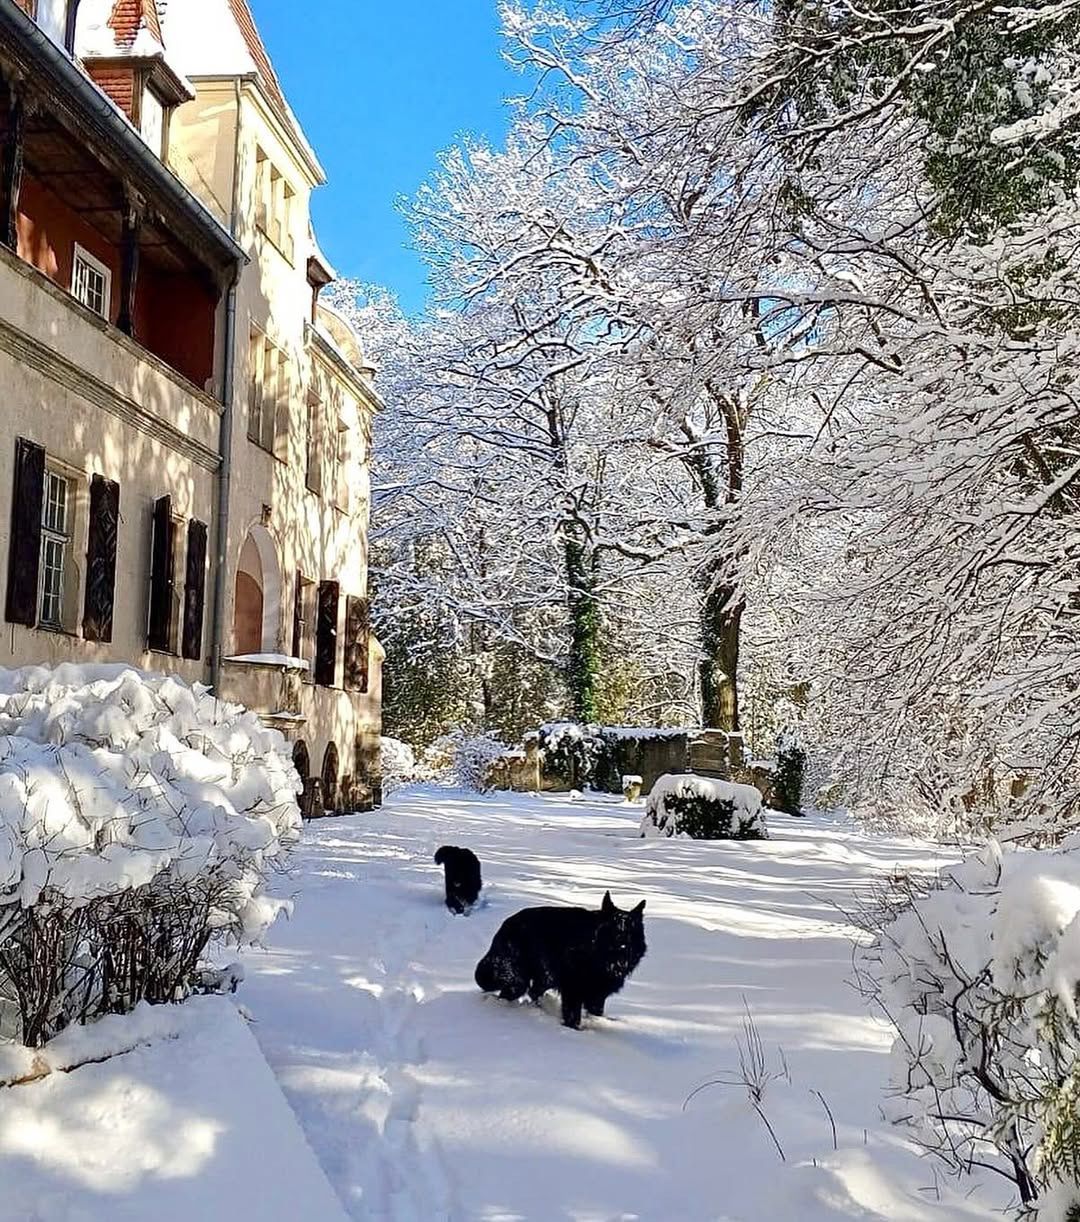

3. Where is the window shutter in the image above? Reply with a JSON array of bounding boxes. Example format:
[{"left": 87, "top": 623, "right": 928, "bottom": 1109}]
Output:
[
  {"left": 181, "top": 518, "right": 208, "bottom": 660},
  {"left": 5, "top": 437, "right": 45, "bottom": 626},
  {"left": 314, "top": 579, "right": 339, "bottom": 687},
  {"left": 291, "top": 570, "right": 304, "bottom": 660},
  {"left": 344, "top": 596, "right": 371, "bottom": 693},
  {"left": 147, "top": 495, "right": 175, "bottom": 652},
  {"left": 83, "top": 474, "right": 120, "bottom": 643}
]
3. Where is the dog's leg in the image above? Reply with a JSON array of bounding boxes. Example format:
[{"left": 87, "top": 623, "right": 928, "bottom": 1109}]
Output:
[
  {"left": 584, "top": 994, "right": 607, "bottom": 1017},
  {"left": 561, "top": 993, "right": 583, "bottom": 1029}
]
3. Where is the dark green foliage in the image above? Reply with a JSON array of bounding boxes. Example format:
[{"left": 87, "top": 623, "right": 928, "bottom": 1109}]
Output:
[
  {"left": 663, "top": 793, "right": 766, "bottom": 840},
  {"left": 538, "top": 725, "right": 600, "bottom": 789},
  {"left": 381, "top": 631, "right": 472, "bottom": 749},
  {"left": 755, "top": 0, "right": 1080, "bottom": 241},
  {"left": 564, "top": 536, "right": 602, "bottom": 723},
  {"left": 774, "top": 731, "right": 806, "bottom": 815}
]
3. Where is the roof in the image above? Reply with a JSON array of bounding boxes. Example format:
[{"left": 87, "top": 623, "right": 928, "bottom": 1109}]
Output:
[
  {"left": 160, "top": 0, "right": 325, "bottom": 184},
  {"left": 76, "top": 0, "right": 193, "bottom": 101},
  {"left": 0, "top": 1, "right": 244, "bottom": 278}
]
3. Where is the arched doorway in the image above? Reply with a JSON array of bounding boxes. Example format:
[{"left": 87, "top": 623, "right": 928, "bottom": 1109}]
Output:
[
  {"left": 292, "top": 740, "right": 310, "bottom": 782},
  {"left": 321, "top": 742, "right": 339, "bottom": 814},
  {"left": 233, "top": 526, "right": 281, "bottom": 654},
  {"left": 293, "top": 741, "right": 317, "bottom": 820}
]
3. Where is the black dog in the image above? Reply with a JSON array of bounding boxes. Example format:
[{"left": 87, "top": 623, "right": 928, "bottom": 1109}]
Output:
[
  {"left": 475, "top": 891, "right": 646, "bottom": 1028},
  {"left": 434, "top": 845, "right": 482, "bottom": 914}
]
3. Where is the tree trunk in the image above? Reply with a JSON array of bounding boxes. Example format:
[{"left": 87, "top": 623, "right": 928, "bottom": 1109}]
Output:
[
  {"left": 564, "top": 535, "right": 601, "bottom": 722},
  {"left": 700, "top": 571, "right": 743, "bottom": 731}
]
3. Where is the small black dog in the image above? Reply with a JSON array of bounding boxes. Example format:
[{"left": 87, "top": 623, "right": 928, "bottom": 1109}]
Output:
[
  {"left": 475, "top": 891, "right": 646, "bottom": 1028},
  {"left": 434, "top": 845, "right": 482, "bottom": 914}
]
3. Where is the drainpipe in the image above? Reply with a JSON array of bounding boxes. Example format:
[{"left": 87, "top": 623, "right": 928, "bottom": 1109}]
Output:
[{"left": 210, "top": 77, "right": 248, "bottom": 694}]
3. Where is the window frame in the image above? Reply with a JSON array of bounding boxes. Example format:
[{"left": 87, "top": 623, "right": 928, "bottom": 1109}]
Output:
[
  {"left": 254, "top": 149, "right": 295, "bottom": 264},
  {"left": 36, "top": 465, "right": 81, "bottom": 633},
  {"left": 334, "top": 417, "right": 350, "bottom": 512},
  {"left": 71, "top": 243, "right": 112, "bottom": 320},
  {"left": 140, "top": 83, "right": 168, "bottom": 158},
  {"left": 248, "top": 329, "right": 288, "bottom": 459}
]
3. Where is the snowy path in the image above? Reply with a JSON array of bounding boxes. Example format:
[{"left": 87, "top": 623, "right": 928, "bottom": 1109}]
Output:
[{"left": 238, "top": 787, "right": 1003, "bottom": 1221}]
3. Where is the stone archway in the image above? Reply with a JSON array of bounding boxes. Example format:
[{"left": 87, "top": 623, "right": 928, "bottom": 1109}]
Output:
[
  {"left": 321, "top": 742, "right": 339, "bottom": 814},
  {"left": 233, "top": 525, "right": 281, "bottom": 654}
]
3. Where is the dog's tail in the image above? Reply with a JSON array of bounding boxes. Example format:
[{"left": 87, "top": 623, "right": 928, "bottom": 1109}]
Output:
[
  {"left": 434, "top": 845, "right": 451, "bottom": 865},
  {"left": 474, "top": 952, "right": 498, "bottom": 993}
]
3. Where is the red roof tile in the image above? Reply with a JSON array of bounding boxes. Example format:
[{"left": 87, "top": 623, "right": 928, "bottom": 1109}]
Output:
[{"left": 227, "top": 0, "right": 288, "bottom": 118}]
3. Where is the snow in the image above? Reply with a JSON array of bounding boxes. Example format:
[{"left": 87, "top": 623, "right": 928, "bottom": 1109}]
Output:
[
  {"left": 0, "top": 997, "right": 347, "bottom": 1222},
  {"left": 225, "top": 784, "right": 1003, "bottom": 1219},
  {"left": 0, "top": 663, "right": 300, "bottom": 918},
  {"left": 226, "top": 653, "right": 310, "bottom": 670}
]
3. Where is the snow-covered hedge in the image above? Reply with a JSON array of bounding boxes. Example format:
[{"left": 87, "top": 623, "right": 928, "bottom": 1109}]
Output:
[
  {"left": 860, "top": 840, "right": 1080, "bottom": 1216},
  {"left": 0, "top": 664, "right": 301, "bottom": 1046},
  {"left": 641, "top": 774, "right": 768, "bottom": 840}
]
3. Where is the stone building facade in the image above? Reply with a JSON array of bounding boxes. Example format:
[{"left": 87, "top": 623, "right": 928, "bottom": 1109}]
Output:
[{"left": 0, "top": 0, "right": 383, "bottom": 811}]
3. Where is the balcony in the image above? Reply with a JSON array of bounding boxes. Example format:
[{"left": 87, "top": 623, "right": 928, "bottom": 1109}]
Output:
[
  {"left": 218, "top": 655, "right": 309, "bottom": 731},
  {"left": 0, "top": 7, "right": 243, "bottom": 395},
  {"left": 0, "top": 243, "right": 223, "bottom": 463}
]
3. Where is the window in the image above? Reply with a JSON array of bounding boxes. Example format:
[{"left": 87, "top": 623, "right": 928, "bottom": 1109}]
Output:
[
  {"left": 72, "top": 245, "right": 111, "bottom": 319},
  {"left": 38, "top": 471, "right": 71, "bottom": 628},
  {"left": 334, "top": 419, "right": 350, "bottom": 511},
  {"left": 255, "top": 150, "right": 295, "bottom": 262},
  {"left": 314, "top": 580, "right": 340, "bottom": 687},
  {"left": 248, "top": 330, "right": 288, "bottom": 456},
  {"left": 36, "top": 0, "right": 70, "bottom": 48},
  {"left": 305, "top": 389, "right": 322, "bottom": 493},
  {"left": 292, "top": 573, "right": 315, "bottom": 662},
  {"left": 140, "top": 87, "right": 166, "bottom": 158},
  {"left": 343, "top": 596, "right": 370, "bottom": 692}
]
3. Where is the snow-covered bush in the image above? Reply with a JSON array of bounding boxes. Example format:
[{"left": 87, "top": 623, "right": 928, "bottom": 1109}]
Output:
[
  {"left": 641, "top": 774, "right": 768, "bottom": 840},
  {"left": 0, "top": 664, "right": 300, "bottom": 1046},
  {"left": 380, "top": 736, "right": 421, "bottom": 796},
  {"left": 538, "top": 722, "right": 601, "bottom": 790},
  {"left": 773, "top": 728, "right": 806, "bottom": 816},
  {"left": 428, "top": 729, "right": 510, "bottom": 792},
  {"left": 859, "top": 841, "right": 1080, "bottom": 1214}
]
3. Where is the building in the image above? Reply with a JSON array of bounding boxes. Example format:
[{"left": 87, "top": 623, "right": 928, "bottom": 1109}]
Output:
[{"left": 0, "top": 0, "right": 383, "bottom": 811}]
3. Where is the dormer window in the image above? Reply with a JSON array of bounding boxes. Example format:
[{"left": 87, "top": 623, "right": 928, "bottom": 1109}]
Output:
[
  {"left": 140, "top": 86, "right": 167, "bottom": 158},
  {"left": 36, "top": 0, "right": 74, "bottom": 51}
]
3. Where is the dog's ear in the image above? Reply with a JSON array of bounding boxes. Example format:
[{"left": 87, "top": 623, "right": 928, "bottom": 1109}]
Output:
[
  {"left": 601, "top": 890, "right": 615, "bottom": 914},
  {"left": 633, "top": 899, "right": 646, "bottom": 915}
]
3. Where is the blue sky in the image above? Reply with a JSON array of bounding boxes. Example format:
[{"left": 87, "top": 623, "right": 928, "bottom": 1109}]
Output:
[{"left": 251, "top": 1, "right": 518, "bottom": 313}]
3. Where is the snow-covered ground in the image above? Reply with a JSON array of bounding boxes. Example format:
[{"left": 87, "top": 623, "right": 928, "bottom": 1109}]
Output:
[
  {"left": 0, "top": 996, "right": 347, "bottom": 1221},
  {"left": 232, "top": 786, "right": 1004, "bottom": 1221}
]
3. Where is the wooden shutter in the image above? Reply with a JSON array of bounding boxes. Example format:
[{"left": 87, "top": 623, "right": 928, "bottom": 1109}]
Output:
[
  {"left": 314, "top": 579, "right": 339, "bottom": 687},
  {"left": 181, "top": 518, "right": 208, "bottom": 660},
  {"left": 147, "top": 495, "right": 175, "bottom": 652},
  {"left": 291, "top": 570, "right": 305, "bottom": 660},
  {"left": 5, "top": 437, "right": 45, "bottom": 626},
  {"left": 83, "top": 474, "right": 120, "bottom": 643},
  {"left": 343, "top": 596, "right": 371, "bottom": 692}
]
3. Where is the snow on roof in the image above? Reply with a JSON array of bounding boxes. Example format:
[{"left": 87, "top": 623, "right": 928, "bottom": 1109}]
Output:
[
  {"left": 76, "top": 0, "right": 194, "bottom": 97},
  {"left": 315, "top": 301, "right": 372, "bottom": 379},
  {"left": 160, "top": 0, "right": 326, "bottom": 184}
]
